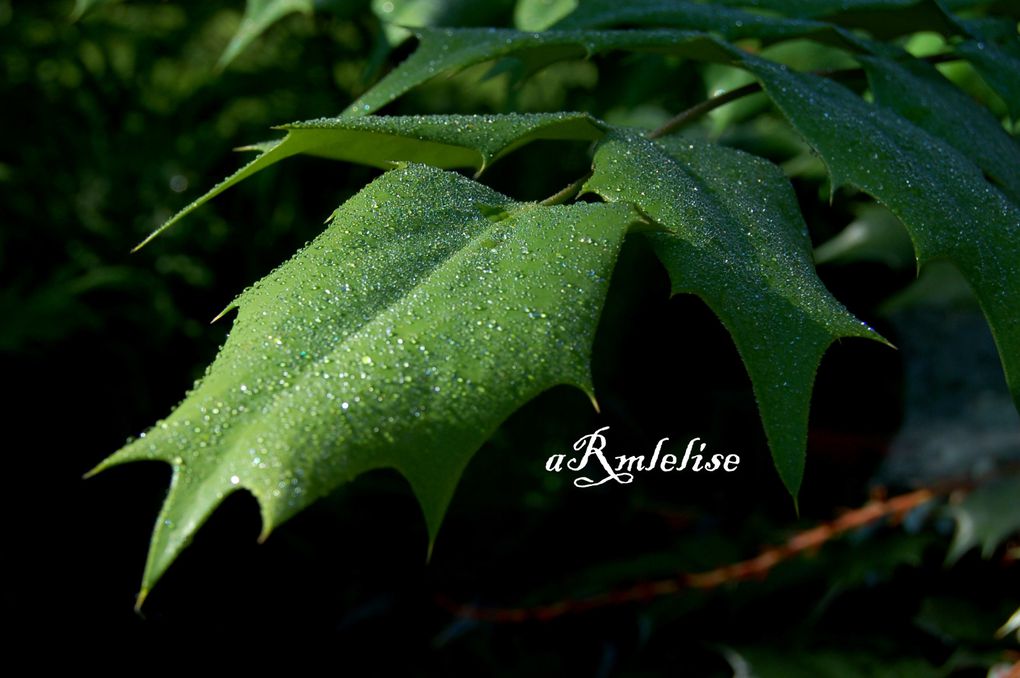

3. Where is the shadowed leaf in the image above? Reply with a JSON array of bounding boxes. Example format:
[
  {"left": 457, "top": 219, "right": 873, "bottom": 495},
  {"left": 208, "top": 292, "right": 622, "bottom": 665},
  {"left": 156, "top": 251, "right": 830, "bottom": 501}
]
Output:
[{"left": 584, "top": 131, "right": 883, "bottom": 497}]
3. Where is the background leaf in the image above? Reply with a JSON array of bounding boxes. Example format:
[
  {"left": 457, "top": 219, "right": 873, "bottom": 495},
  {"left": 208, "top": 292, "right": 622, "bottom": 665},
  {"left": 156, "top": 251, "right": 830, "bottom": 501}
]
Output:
[
  {"left": 947, "top": 475, "right": 1020, "bottom": 563},
  {"left": 219, "top": 0, "right": 315, "bottom": 69}
]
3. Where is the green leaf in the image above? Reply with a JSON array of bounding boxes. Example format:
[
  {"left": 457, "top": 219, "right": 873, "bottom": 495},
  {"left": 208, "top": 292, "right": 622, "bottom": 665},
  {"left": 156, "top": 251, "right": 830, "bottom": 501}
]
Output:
[
  {"left": 859, "top": 52, "right": 1020, "bottom": 204},
  {"left": 344, "top": 28, "right": 742, "bottom": 116},
  {"left": 342, "top": 26, "right": 881, "bottom": 117},
  {"left": 955, "top": 39, "right": 1020, "bottom": 121},
  {"left": 219, "top": 0, "right": 315, "bottom": 70},
  {"left": 89, "top": 163, "right": 638, "bottom": 601},
  {"left": 715, "top": 0, "right": 960, "bottom": 35},
  {"left": 741, "top": 56, "right": 1020, "bottom": 411},
  {"left": 814, "top": 205, "right": 915, "bottom": 269},
  {"left": 947, "top": 475, "right": 1020, "bottom": 563},
  {"left": 715, "top": 0, "right": 928, "bottom": 14},
  {"left": 550, "top": 0, "right": 865, "bottom": 44},
  {"left": 140, "top": 112, "right": 605, "bottom": 248},
  {"left": 583, "top": 131, "right": 883, "bottom": 498}
]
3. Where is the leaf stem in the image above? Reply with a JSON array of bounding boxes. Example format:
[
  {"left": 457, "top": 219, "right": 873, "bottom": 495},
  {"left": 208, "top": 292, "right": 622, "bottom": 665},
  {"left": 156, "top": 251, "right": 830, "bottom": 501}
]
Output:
[
  {"left": 648, "top": 52, "right": 962, "bottom": 139},
  {"left": 538, "top": 52, "right": 963, "bottom": 203},
  {"left": 539, "top": 171, "right": 593, "bottom": 206},
  {"left": 648, "top": 83, "right": 760, "bottom": 139}
]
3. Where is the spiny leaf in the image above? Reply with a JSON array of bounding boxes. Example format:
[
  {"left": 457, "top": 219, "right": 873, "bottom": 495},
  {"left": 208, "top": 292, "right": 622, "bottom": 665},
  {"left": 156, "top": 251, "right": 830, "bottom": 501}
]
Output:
[
  {"left": 954, "top": 39, "right": 1020, "bottom": 121},
  {"left": 947, "top": 475, "right": 1020, "bottom": 563},
  {"left": 346, "top": 20, "right": 1016, "bottom": 126},
  {"left": 858, "top": 51, "right": 1020, "bottom": 204},
  {"left": 740, "top": 56, "right": 1020, "bottom": 409},
  {"left": 140, "top": 112, "right": 605, "bottom": 248},
  {"left": 714, "top": 0, "right": 928, "bottom": 14},
  {"left": 89, "top": 163, "right": 638, "bottom": 600},
  {"left": 549, "top": 0, "right": 870, "bottom": 44},
  {"left": 583, "top": 131, "right": 882, "bottom": 497},
  {"left": 219, "top": 0, "right": 315, "bottom": 69},
  {"left": 344, "top": 28, "right": 741, "bottom": 116},
  {"left": 714, "top": 0, "right": 964, "bottom": 36}
]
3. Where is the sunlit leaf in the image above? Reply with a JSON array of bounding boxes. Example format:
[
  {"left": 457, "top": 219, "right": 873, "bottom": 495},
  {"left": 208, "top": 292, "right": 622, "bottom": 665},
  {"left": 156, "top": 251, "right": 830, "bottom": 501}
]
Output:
[
  {"left": 90, "top": 163, "right": 638, "bottom": 600},
  {"left": 142, "top": 112, "right": 605, "bottom": 248}
]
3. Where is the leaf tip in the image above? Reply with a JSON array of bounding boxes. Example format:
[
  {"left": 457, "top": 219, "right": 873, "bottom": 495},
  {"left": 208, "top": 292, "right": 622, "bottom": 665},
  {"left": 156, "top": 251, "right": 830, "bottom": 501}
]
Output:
[
  {"left": 131, "top": 231, "right": 160, "bottom": 253},
  {"left": 211, "top": 302, "right": 237, "bottom": 324},
  {"left": 134, "top": 587, "right": 150, "bottom": 614},
  {"left": 82, "top": 461, "right": 105, "bottom": 480},
  {"left": 257, "top": 525, "right": 273, "bottom": 545}
]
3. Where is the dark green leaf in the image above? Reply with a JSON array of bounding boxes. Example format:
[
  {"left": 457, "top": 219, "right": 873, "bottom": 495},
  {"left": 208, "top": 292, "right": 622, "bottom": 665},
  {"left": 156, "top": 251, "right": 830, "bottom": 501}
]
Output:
[
  {"left": 859, "top": 52, "right": 1020, "bottom": 204},
  {"left": 955, "top": 40, "right": 1020, "bottom": 120},
  {"left": 550, "top": 0, "right": 866, "bottom": 46},
  {"left": 344, "top": 28, "right": 741, "bottom": 116},
  {"left": 715, "top": 0, "right": 960, "bottom": 37},
  {"left": 741, "top": 56, "right": 1020, "bottom": 411},
  {"left": 583, "top": 131, "right": 882, "bottom": 497}
]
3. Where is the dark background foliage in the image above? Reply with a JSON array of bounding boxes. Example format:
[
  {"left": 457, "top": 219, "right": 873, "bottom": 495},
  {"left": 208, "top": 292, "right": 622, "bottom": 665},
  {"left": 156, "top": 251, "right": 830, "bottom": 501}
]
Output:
[{"left": 3, "top": 1, "right": 1017, "bottom": 672}]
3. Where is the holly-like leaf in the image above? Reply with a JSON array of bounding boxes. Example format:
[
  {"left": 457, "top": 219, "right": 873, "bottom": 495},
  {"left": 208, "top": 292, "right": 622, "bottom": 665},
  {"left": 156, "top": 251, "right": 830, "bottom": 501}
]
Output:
[
  {"left": 89, "top": 163, "right": 638, "bottom": 602},
  {"left": 548, "top": 0, "right": 867, "bottom": 46},
  {"left": 344, "top": 28, "right": 740, "bottom": 116},
  {"left": 740, "top": 56, "right": 1020, "bottom": 409},
  {"left": 219, "top": 0, "right": 315, "bottom": 69},
  {"left": 583, "top": 131, "right": 882, "bottom": 497},
  {"left": 715, "top": 0, "right": 966, "bottom": 37},
  {"left": 714, "top": 0, "right": 927, "bottom": 15},
  {"left": 141, "top": 112, "right": 605, "bottom": 248},
  {"left": 954, "top": 39, "right": 1020, "bottom": 120},
  {"left": 858, "top": 52, "right": 1020, "bottom": 204}
]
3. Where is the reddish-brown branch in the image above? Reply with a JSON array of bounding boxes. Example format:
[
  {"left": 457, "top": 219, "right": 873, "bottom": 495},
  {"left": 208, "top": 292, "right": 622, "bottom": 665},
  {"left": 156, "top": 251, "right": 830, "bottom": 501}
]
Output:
[{"left": 436, "top": 487, "right": 938, "bottom": 623}]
